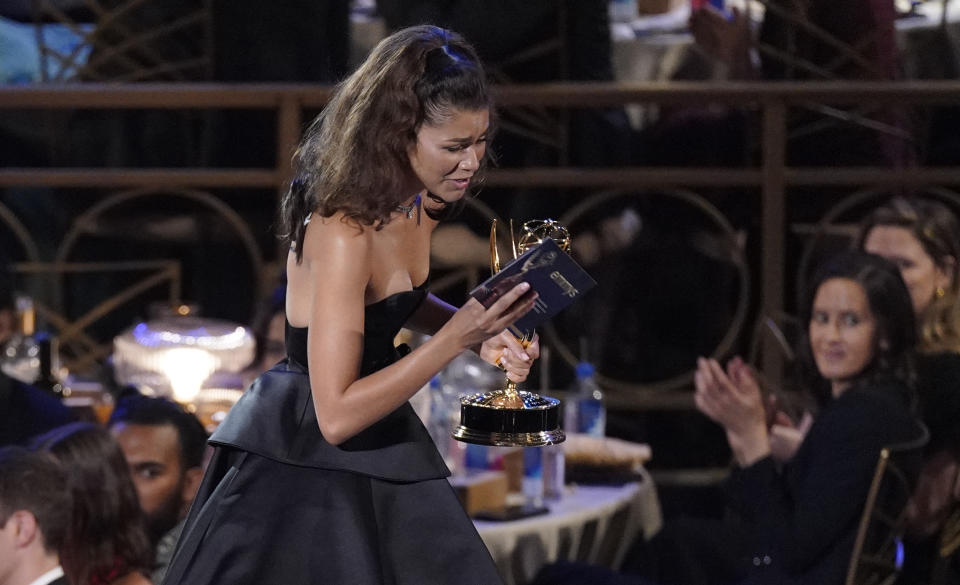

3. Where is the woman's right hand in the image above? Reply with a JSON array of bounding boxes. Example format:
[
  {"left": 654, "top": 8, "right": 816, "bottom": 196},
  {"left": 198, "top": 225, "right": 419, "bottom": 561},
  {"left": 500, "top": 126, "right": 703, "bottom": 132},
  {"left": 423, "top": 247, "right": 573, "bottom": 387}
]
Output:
[
  {"left": 769, "top": 411, "right": 813, "bottom": 463},
  {"left": 440, "top": 282, "right": 538, "bottom": 351}
]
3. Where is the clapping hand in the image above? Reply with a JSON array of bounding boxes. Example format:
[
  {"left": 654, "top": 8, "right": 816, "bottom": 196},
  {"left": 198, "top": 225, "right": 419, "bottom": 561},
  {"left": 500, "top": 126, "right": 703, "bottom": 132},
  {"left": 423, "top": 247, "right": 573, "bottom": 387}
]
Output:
[
  {"left": 694, "top": 356, "right": 771, "bottom": 466},
  {"left": 769, "top": 410, "right": 814, "bottom": 463}
]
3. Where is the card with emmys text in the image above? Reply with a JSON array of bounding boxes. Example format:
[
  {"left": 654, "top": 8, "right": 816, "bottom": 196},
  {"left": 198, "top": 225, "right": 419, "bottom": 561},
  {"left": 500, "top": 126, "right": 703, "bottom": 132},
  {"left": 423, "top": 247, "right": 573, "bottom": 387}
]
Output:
[{"left": 469, "top": 238, "right": 596, "bottom": 339}]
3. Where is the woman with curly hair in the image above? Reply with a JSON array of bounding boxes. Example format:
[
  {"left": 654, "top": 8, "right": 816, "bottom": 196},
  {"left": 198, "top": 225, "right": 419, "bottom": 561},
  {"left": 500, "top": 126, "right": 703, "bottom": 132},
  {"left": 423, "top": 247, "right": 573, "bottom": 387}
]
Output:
[{"left": 162, "top": 25, "right": 538, "bottom": 585}]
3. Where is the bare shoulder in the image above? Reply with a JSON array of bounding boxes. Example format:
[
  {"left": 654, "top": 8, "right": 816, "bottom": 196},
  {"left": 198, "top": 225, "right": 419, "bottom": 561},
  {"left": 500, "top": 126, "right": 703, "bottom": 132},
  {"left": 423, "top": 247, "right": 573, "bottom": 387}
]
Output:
[
  {"left": 301, "top": 212, "right": 373, "bottom": 263},
  {"left": 287, "top": 213, "right": 375, "bottom": 325},
  {"left": 300, "top": 212, "right": 375, "bottom": 299},
  {"left": 112, "top": 571, "right": 153, "bottom": 585}
]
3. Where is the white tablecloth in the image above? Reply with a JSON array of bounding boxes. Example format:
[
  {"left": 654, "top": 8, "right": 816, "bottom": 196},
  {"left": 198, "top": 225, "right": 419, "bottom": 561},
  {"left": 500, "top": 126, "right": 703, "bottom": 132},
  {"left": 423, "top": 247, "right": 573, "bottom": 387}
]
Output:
[{"left": 473, "top": 468, "right": 662, "bottom": 585}]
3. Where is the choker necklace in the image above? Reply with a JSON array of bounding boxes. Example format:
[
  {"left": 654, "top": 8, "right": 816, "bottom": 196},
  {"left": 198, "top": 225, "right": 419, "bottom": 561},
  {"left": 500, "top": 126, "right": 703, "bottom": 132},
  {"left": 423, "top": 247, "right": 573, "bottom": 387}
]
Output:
[{"left": 396, "top": 194, "right": 421, "bottom": 225}]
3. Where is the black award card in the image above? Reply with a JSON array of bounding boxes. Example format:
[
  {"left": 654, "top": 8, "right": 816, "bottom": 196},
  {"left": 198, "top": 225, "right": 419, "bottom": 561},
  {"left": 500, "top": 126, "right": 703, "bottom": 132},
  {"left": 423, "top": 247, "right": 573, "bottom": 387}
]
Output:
[{"left": 469, "top": 237, "right": 597, "bottom": 339}]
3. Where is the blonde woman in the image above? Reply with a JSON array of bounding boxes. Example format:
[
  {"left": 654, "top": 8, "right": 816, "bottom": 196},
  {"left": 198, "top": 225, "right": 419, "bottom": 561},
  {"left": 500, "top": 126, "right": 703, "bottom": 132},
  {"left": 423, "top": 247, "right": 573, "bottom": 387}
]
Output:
[{"left": 859, "top": 197, "right": 960, "bottom": 583}]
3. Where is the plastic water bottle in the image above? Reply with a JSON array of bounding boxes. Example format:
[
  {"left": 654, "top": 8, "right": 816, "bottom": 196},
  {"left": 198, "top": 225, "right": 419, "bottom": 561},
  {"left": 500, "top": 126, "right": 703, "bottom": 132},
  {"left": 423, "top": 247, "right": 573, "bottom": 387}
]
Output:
[
  {"left": 523, "top": 447, "right": 544, "bottom": 506},
  {"left": 573, "top": 362, "right": 606, "bottom": 437},
  {"left": 542, "top": 444, "right": 565, "bottom": 500}
]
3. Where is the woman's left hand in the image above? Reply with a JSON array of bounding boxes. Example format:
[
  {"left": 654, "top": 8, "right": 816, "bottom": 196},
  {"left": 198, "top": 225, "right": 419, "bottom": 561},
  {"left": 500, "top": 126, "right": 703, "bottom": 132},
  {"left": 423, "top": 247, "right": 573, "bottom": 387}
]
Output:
[
  {"left": 694, "top": 356, "right": 770, "bottom": 466},
  {"left": 694, "top": 357, "right": 764, "bottom": 433},
  {"left": 480, "top": 331, "right": 540, "bottom": 383}
]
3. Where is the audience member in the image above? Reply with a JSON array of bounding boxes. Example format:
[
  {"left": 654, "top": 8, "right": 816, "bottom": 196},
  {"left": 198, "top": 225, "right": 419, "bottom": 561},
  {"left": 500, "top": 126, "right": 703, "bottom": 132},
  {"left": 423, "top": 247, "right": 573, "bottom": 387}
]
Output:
[
  {"left": 859, "top": 198, "right": 960, "bottom": 448},
  {"left": 33, "top": 423, "right": 153, "bottom": 585},
  {"left": 534, "top": 250, "right": 924, "bottom": 585},
  {"left": 641, "top": 0, "right": 910, "bottom": 178},
  {"left": 684, "top": 0, "right": 912, "bottom": 169},
  {"left": 0, "top": 447, "right": 72, "bottom": 585},
  {"left": 107, "top": 396, "right": 207, "bottom": 584},
  {"left": 689, "top": 251, "right": 923, "bottom": 585},
  {"left": 685, "top": 196, "right": 960, "bottom": 582},
  {"left": 690, "top": 0, "right": 900, "bottom": 82},
  {"left": 858, "top": 197, "right": 960, "bottom": 583}
]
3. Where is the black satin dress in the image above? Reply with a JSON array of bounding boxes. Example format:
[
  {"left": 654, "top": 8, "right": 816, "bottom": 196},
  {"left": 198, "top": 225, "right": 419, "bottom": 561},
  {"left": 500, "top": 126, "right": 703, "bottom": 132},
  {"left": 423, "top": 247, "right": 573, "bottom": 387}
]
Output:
[{"left": 162, "top": 285, "right": 503, "bottom": 585}]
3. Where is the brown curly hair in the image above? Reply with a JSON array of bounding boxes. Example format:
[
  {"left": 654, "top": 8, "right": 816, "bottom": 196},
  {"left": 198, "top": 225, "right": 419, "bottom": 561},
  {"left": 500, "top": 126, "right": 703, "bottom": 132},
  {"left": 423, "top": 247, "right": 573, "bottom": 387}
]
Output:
[{"left": 280, "top": 25, "right": 493, "bottom": 259}]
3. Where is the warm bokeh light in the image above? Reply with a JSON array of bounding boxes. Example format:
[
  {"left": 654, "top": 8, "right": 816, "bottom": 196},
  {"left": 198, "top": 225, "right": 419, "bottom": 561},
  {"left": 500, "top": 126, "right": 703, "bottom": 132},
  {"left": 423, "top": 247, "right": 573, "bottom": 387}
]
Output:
[{"left": 158, "top": 347, "right": 217, "bottom": 403}]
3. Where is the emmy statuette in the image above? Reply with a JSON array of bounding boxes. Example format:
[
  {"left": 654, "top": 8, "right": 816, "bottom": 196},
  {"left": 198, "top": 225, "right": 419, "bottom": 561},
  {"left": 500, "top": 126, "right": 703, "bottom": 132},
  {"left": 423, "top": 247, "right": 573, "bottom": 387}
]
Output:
[{"left": 452, "top": 219, "right": 571, "bottom": 447}]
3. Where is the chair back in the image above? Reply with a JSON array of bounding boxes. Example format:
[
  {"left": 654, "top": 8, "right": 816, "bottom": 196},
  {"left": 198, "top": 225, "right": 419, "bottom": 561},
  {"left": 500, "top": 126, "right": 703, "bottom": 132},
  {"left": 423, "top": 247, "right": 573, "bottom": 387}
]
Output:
[{"left": 844, "top": 423, "right": 930, "bottom": 585}]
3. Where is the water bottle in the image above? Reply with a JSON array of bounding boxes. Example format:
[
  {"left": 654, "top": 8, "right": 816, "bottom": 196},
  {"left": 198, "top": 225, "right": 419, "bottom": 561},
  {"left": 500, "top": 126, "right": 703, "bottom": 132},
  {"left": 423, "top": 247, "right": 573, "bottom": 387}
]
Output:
[
  {"left": 542, "top": 444, "right": 565, "bottom": 500},
  {"left": 522, "top": 447, "right": 544, "bottom": 506},
  {"left": 573, "top": 362, "right": 606, "bottom": 437}
]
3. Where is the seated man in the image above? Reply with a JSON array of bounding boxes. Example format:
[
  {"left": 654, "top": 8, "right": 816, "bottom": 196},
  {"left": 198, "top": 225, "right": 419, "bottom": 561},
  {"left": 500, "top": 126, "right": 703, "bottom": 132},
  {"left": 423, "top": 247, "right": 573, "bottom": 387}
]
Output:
[
  {"left": 108, "top": 394, "right": 207, "bottom": 584},
  {"left": 0, "top": 447, "right": 72, "bottom": 585}
]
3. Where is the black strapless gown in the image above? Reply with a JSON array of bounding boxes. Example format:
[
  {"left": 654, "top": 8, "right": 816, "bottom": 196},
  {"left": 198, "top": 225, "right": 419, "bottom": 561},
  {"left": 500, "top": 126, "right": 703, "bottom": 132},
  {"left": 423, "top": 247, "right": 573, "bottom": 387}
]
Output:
[{"left": 162, "top": 286, "right": 503, "bottom": 585}]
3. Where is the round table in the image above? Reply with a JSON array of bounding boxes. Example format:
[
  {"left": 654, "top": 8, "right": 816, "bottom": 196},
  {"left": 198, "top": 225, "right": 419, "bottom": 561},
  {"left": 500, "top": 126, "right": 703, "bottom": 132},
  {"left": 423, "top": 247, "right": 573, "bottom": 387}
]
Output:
[{"left": 473, "top": 468, "right": 662, "bottom": 585}]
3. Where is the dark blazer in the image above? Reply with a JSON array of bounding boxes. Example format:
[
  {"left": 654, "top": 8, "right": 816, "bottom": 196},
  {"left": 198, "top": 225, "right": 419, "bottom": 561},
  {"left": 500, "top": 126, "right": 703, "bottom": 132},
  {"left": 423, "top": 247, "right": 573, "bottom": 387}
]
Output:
[
  {"left": 48, "top": 576, "right": 70, "bottom": 585},
  {"left": 726, "top": 382, "right": 922, "bottom": 585},
  {"left": 0, "top": 371, "right": 74, "bottom": 447}
]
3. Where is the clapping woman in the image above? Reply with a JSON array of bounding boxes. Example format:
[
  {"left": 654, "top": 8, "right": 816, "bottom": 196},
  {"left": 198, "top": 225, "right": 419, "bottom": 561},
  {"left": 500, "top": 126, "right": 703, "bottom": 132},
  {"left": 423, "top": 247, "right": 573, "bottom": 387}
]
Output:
[
  {"left": 534, "top": 251, "right": 925, "bottom": 585},
  {"left": 693, "top": 250, "right": 924, "bottom": 585}
]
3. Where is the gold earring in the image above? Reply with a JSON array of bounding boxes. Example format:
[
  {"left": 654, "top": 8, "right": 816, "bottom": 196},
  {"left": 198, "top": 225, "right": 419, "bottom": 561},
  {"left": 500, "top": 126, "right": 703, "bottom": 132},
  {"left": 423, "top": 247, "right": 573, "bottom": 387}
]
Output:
[{"left": 936, "top": 287, "right": 946, "bottom": 299}]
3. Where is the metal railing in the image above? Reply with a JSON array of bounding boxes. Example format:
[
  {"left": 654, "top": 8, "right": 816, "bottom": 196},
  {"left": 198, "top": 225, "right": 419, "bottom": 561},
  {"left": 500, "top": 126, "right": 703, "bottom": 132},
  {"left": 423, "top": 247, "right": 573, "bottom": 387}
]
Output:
[{"left": 2, "top": 81, "right": 960, "bottom": 399}]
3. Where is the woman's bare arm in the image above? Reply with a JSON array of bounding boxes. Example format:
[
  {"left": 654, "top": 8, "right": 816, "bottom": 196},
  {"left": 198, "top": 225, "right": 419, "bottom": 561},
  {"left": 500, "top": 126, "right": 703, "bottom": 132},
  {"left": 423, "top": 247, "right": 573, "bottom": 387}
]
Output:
[{"left": 303, "top": 220, "right": 537, "bottom": 445}]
